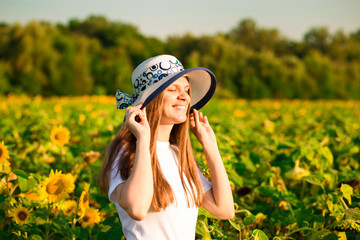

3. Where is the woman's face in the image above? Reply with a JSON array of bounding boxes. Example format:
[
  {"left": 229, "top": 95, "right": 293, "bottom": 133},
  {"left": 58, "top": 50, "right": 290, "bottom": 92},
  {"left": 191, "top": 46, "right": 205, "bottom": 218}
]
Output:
[{"left": 160, "top": 76, "right": 190, "bottom": 125}]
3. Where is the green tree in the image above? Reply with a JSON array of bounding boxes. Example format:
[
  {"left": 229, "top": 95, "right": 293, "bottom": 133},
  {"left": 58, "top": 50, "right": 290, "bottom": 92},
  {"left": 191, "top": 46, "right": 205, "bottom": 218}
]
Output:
[{"left": 304, "top": 27, "right": 331, "bottom": 55}]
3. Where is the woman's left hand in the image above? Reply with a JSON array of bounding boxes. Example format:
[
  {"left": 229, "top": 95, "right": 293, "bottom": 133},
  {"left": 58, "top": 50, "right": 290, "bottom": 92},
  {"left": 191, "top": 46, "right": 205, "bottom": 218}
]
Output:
[{"left": 190, "top": 109, "right": 217, "bottom": 146}]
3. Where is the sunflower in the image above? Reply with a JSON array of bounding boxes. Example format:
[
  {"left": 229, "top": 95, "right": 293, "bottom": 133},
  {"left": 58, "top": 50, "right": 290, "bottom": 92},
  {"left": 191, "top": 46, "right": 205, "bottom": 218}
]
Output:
[
  {"left": 82, "top": 151, "right": 100, "bottom": 164},
  {"left": 40, "top": 169, "right": 75, "bottom": 203},
  {"left": 41, "top": 153, "right": 56, "bottom": 164},
  {"left": 1, "top": 173, "right": 17, "bottom": 194},
  {"left": 79, "top": 113, "right": 86, "bottom": 125},
  {"left": 8, "top": 205, "right": 31, "bottom": 225},
  {"left": 0, "top": 158, "right": 11, "bottom": 174},
  {"left": 78, "top": 183, "right": 90, "bottom": 219},
  {"left": 50, "top": 125, "right": 70, "bottom": 146},
  {"left": 62, "top": 200, "right": 77, "bottom": 217},
  {"left": 0, "top": 141, "right": 10, "bottom": 165},
  {"left": 79, "top": 207, "right": 100, "bottom": 228}
]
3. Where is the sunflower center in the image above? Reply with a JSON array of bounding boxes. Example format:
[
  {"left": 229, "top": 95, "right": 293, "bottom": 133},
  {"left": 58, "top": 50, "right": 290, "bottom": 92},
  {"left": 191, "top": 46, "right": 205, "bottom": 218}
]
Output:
[
  {"left": 83, "top": 216, "right": 89, "bottom": 222},
  {"left": 46, "top": 179, "right": 65, "bottom": 195},
  {"left": 83, "top": 193, "right": 89, "bottom": 203},
  {"left": 18, "top": 211, "right": 28, "bottom": 221},
  {"left": 55, "top": 132, "right": 66, "bottom": 141},
  {"left": 66, "top": 206, "right": 74, "bottom": 214},
  {"left": 0, "top": 148, "right": 3, "bottom": 157}
]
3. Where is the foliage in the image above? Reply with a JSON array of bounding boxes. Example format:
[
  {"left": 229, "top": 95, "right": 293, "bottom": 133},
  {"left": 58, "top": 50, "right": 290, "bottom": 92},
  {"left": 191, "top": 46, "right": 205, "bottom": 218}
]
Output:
[
  {"left": 0, "top": 17, "right": 360, "bottom": 98},
  {"left": 1, "top": 95, "right": 360, "bottom": 239}
]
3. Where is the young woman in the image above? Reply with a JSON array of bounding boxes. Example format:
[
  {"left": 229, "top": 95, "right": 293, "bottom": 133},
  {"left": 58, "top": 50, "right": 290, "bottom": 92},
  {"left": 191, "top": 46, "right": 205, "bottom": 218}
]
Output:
[{"left": 98, "top": 55, "right": 234, "bottom": 239}]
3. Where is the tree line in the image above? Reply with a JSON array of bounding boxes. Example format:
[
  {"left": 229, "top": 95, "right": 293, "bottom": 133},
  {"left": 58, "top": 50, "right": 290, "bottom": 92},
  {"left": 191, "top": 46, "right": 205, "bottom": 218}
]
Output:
[{"left": 0, "top": 16, "right": 359, "bottom": 99}]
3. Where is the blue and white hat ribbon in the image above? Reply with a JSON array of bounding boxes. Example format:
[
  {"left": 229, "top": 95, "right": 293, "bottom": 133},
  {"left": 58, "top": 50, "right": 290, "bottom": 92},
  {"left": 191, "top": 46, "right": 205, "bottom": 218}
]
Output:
[{"left": 115, "top": 90, "right": 134, "bottom": 109}]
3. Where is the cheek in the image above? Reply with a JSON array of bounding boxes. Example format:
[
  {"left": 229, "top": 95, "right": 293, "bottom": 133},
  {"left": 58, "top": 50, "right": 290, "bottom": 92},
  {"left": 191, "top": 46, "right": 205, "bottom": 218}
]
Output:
[{"left": 162, "top": 102, "right": 173, "bottom": 115}]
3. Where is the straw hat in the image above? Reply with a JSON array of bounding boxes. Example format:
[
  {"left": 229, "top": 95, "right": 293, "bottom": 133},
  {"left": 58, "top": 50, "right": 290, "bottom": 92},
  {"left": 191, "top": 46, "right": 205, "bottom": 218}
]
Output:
[{"left": 116, "top": 54, "right": 216, "bottom": 110}]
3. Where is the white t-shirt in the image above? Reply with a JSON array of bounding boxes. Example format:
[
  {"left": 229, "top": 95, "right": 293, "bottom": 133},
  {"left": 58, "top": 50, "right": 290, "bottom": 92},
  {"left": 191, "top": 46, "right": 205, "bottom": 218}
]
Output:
[{"left": 108, "top": 141, "right": 212, "bottom": 240}]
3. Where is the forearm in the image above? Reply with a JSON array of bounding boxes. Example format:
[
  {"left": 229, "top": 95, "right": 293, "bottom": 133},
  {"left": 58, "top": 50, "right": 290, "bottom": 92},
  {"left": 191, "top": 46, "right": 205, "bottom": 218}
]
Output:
[
  {"left": 117, "top": 138, "right": 153, "bottom": 220},
  {"left": 203, "top": 141, "right": 234, "bottom": 218}
]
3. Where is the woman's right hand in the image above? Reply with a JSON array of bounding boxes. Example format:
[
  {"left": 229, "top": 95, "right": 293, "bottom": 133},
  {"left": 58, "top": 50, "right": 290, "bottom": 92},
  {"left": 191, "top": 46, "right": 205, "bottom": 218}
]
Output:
[{"left": 125, "top": 103, "right": 150, "bottom": 141}]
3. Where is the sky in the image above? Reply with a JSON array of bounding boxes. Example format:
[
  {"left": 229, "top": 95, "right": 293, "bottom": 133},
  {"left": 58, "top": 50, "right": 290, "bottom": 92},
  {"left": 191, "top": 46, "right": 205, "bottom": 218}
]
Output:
[{"left": 0, "top": 0, "right": 359, "bottom": 41}]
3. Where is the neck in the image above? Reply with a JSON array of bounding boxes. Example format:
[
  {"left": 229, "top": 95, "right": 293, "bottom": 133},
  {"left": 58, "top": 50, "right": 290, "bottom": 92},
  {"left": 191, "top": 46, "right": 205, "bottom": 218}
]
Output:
[{"left": 157, "top": 124, "right": 173, "bottom": 142}]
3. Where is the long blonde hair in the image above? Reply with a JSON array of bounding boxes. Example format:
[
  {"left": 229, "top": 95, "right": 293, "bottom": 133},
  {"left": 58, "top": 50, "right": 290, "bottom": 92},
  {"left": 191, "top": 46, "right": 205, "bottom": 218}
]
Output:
[{"left": 98, "top": 89, "right": 204, "bottom": 211}]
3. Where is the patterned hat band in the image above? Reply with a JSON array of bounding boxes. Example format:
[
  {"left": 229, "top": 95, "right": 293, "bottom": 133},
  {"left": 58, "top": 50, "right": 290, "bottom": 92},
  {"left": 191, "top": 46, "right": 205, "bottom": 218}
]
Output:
[
  {"left": 115, "top": 91, "right": 134, "bottom": 109},
  {"left": 116, "top": 57, "right": 184, "bottom": 109}
]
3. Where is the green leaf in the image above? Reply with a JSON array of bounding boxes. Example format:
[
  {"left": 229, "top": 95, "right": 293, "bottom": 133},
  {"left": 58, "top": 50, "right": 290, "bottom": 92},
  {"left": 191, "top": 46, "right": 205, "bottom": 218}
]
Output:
[
  {"left": 252, "top": 229, "right": 269, "bottom": 240},
  {"left": 326, "top": 194, "right": 338, "bottom": 213},
  {"left": 0, "top": 210, "right": 5, "bottom": 222},
  {"left": 320, "top": 146, "right": 333, "bottom": 165},
  {"left": 340, "top": 184, "right": 353, "bottom": 205},
  {"left": 0, "top": 230, "right": 9, "bottom": 239},
  {"left": 0, "top": 194, "right": 7, "bottom": 203},
  {"left": 13, "top": 169, "right": 29, "bottom": 179},
  {"left": 354, "top": 191, "right": 360, "bottom": 199},
  {"left": 107, "top": 225, "right": 124, "bottom": 240},
  {"left": 30, "top": 234, "right": 43, "bottom": 240},
  {"left": 244, "top": 214, "right": 256, "bottom": 226},
  {"left": 301, "top": 144, "right": 315, "bottom": 160},
  {"left": 302, "top": 175, "right": 326, "bottom": 186},
  {"left": 100, "top": 224, "right": 112, "bottom": 233},
  {"left": 73, "top": 227, "right": 81, "bottom": 237},
  {"left": 345, "top": 208, "right": 360, "bottom": 221},
  {"left": 18, "top": 177, "right": 37, "bottom": 193},
  {"left": 350, "top": 146, "right": 359, "bottom": 154},
  {"left": 199, "top": 208, "right": 217, "bottom": 219},
  {"left": 240, "top": 154, "right": 256, "bottom": 172},
  {"left": 199, "top": 220, "right": 212, "bottom": 240},
  {"left": 102, "top": 215, "right": 118, "bottom": 226},
  {"left": 229, "top": 219, "right": 243, "bottom": 231},
  {"left": 226, "top": 167, "right": 243, "bottom": 186},
  {"left": 323, "top": 233, "right": 340, "bottom": 240}
]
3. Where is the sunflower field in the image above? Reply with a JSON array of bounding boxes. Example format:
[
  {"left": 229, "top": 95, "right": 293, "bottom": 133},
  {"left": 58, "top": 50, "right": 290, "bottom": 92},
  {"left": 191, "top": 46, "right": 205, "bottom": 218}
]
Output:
[{"left": 0, "top": 94, "right": 359, "bottom": 240}]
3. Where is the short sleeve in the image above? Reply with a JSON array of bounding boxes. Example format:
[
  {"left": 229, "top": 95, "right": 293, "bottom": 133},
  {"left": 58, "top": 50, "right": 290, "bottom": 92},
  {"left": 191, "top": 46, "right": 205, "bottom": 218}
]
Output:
[
  {"left": 197, "top": 168, "right": 212, "bottom": 193},
  {"left": 108, "top": 150, "right": 126, "bottom": 203}
]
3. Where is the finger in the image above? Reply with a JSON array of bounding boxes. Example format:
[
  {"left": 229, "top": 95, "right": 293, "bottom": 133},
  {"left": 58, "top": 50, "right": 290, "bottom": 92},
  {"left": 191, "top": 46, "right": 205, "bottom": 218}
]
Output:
[
  {"left": 193, "top": 109, "right": 200, "bottom": 127},
  {"left": 126, "top": 108, "right": 138, "bottom": 120},
  {"left": 204, "top": 116, "right": 209, "bottom": 125},
  {"left": 137, "top": 111, "right": 147, "bottom": 124},
  {"left": 128, "top": 111, "right": 138, "bottom": 123},
  {"left": 189, "top": 114, "right": 195, "bottom": 128},
  {"left": 127, "top": 108, "right": 143, "bottom": 124},
  {"left": 141, "top": 106, "right": 147, "bottom": 118},
  {"left": 199, "top": 112, "right": 204, "bottom": 122},
  {"left": 135, "top": 102, "right": 143, "bottom": 109}
]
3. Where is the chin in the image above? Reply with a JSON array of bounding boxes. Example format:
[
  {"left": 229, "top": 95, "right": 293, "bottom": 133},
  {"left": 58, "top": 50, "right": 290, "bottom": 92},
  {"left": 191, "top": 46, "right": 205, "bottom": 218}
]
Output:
[
  {"left": 174, "top": 117, "right": 187, "bottom": 124},
  {"left": 161, "top": 116, "right": 187, "bottom": 125}
]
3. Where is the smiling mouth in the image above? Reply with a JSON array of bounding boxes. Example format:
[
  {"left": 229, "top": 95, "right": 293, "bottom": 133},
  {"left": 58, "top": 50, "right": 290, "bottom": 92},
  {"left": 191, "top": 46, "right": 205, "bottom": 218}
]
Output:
[{"left": 173, "top": 105, "right": 186, "bottom": 110}]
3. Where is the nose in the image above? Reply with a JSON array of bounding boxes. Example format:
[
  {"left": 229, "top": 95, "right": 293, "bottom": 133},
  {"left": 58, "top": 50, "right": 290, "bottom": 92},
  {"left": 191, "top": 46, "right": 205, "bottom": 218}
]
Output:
[{"left": 178, "top": 90, "right": 190, "bottom": 102}]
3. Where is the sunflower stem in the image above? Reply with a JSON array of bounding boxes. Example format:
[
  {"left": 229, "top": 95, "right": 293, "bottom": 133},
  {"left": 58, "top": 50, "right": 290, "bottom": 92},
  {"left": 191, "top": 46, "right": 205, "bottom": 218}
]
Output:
[
  {"left": 87, "top": 166, "right": 92, "bottom": 184},
  {"left": 4, "top": 164, "right": 10, "bottom": 195},
  {"left": 88, "top": 227, "right": 93, "bottom": 240},
  {"left": 44, "top": 201, "right": 51, "bottom": 240},
  {"left": 340, "top": 197, "right": 349, "bottom": 209}
]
